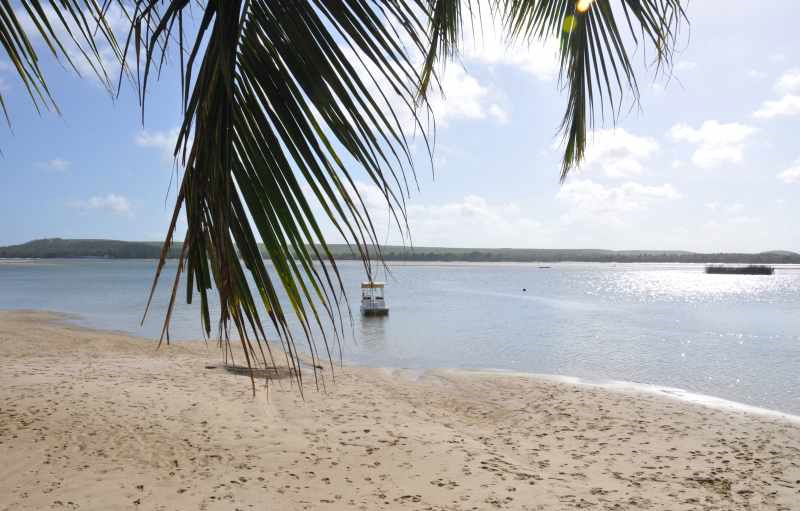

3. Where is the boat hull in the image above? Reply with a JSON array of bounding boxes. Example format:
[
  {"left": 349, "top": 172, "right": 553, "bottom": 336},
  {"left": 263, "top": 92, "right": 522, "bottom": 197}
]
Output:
[{"left": 361, "top": 306, "right": 389, "bottom": 316}]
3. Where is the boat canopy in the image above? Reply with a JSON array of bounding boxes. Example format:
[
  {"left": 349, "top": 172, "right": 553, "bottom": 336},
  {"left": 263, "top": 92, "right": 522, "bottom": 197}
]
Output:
[{"left": 361, "top": 281, "right": 385, "bottom": 288}]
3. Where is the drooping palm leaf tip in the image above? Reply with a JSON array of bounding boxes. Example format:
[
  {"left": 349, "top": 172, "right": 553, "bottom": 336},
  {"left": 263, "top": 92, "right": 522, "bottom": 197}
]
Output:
[{"left": 2, "top": 1, "right": 686, "bottom": 389}]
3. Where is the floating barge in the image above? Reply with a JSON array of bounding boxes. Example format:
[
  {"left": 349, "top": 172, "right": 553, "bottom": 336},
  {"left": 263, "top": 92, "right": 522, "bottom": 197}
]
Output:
[{"left": 705, "top": 265, "right": 774, "bottom": 275}]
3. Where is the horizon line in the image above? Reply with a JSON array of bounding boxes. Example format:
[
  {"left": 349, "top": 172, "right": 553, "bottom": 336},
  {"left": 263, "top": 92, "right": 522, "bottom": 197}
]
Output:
[{"left": 2, "top": 237, "right": 799, "bottom": 256}]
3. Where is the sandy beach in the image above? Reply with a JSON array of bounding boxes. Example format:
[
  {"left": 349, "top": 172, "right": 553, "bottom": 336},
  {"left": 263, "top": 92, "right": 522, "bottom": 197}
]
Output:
[{"left": 0, "top": 310, "right": 798, "bottom": 510}]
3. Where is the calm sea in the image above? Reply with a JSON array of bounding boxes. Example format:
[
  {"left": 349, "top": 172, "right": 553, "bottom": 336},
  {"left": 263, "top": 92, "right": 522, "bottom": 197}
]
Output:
[{"left": 1, "top": 259, "right": 798, "bottom": 414}]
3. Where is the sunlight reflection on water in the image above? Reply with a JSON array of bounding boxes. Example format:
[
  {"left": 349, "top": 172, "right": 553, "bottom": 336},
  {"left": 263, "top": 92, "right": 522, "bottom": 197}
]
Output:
[{"left": 588, "top": 268, "right": 796, "bottom": 304}]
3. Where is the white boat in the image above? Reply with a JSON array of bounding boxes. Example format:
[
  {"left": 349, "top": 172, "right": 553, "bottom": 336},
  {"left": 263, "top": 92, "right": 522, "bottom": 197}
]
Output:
[{"left": 360, "top": 281, "right": 389, "bottom": 316}]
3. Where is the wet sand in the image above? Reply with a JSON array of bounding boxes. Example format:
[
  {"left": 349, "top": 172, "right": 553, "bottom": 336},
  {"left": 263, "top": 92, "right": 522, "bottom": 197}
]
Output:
[{"left": 0, "top": 310, "right": 798, "bottom": 510}]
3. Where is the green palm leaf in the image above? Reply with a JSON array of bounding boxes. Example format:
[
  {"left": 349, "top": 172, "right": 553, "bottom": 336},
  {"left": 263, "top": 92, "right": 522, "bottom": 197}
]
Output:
[
  {"left": 0, "top": 0, "right": 123, "bottom": 120},
  {"left": 1, "top": 0, "right": 687, "bottom": 388},
  {"left": 419, "top": 0, "right": 686, "bottom": 180}
]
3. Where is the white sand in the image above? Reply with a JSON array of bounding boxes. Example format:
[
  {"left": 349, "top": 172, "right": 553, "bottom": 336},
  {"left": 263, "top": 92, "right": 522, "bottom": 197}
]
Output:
[{"left": 0, "top": 310, "right": 798, "bottom": 510}]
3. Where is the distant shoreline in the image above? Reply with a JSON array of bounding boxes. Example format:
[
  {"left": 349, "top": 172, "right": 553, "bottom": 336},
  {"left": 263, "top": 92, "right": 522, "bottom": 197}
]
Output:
[
  {"left": 4, "top": 258, "right": 801, "bottom": 270},
  {"left": 1, "top": 238, "right": 799, "bottom": 264}
]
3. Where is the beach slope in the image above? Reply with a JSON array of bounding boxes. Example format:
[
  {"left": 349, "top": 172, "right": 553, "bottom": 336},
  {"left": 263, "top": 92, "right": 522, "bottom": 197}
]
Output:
[{"left": 0, "top": 310, "right": 798, "bottom": 510}]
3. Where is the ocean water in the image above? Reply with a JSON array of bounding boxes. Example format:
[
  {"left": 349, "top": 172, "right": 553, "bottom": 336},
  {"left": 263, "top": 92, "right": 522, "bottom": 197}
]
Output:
[{"left": 0, "top": 259, "right": 798, "bottom": 414}]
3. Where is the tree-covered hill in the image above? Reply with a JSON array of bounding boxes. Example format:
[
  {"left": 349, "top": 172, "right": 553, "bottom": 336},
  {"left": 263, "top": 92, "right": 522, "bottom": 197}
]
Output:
[
  {"left": 1, "top": 238, "right": 798, "bottom": 264},
  {"left": 0, "top": 239, "right": 178, "bottom": 259}
]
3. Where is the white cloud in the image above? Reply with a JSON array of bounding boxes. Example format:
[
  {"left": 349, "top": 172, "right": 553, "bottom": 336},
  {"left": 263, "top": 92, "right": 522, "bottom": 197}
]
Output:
[
  {"left": 575, "top": 128, "right": 659, "bottom": 178},
  {"left": 428, "top": 65, "right": 502, "bottom": 126},
  {"left": 556, "top": 179, "right": 682, "bottom": 225},
  {"left": 330, "top": 8, "right": 513, "bottom": 132},
  {"left": 318, "top": 13, "right": 510, "bottom": 135},
  {"left": 669, "top": 120, "right": 756, "bottom": 168},
  {"left": 488, "top": 104, "right": 509, "bottom": 124},
  {"left": 462, "top": 14, "right": 559, "bottom": 81},
  {"left": 37, "top": 158, "right": 70, "bottom": 171},
  {"left": 333, "top": 44, "right": 507, "bottom": 137},
  {"left": 777, "top": 162, "right": 800, "bottom": 184},
  {"left": 775, "top": 69, "right": 799, "bottom": 94},
  {"left": 318, "top": 181, "right": 552, "bottom": 247},
  {"left": 753, "top": 94, "right": 800, "bottom": 119},
  {"left": 349, "top": 180, "right": 394, "bottom": 213},
  {"left": 752, "top": 69, "right": 800, "bottom": 119},
  {"left": 136, "top": 128, "right": 179, "bottom": 163},
  {"left": 405, "top": 195, "right": 550, "bottom": 247},
  {"left": 69, "top": 194, "right": 132, "bottom": 216},
  {"left": 14, "top": 4, "right": 129, "bottom": 90}
]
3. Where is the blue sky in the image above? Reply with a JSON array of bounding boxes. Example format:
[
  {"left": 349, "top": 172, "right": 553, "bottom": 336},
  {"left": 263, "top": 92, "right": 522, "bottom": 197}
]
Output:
[{"left": 0, "top": 1, "right": 798, "bottom": 252}]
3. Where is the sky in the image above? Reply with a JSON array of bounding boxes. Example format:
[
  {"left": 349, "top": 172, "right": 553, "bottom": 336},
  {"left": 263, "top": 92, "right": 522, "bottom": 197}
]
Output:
[{"left": 0, "top": 1, "right": 798, "bottom": 253}]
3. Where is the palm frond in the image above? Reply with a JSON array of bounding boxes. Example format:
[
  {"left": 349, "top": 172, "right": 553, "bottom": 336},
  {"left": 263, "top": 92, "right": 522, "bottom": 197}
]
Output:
[
  {"left": 0, "top": 0, "right": 124, "bottom": 121},
  {"left": 132, "top": 0, "right": 436, "bottom": 390},
  {"left": 1, "top": 0, "right": 687, "bottom": 391},
  {"left": 418, "top": 0, "right": 687, "bottom": 180}
]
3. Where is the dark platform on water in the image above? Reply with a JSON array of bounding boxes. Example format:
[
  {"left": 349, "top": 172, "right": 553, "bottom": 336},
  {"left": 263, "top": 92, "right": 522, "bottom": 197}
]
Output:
[
  {"left": 362, "top": 308, "right": 389, "bottom": 317},
  {"left": 705, "top": 265, "right": 774, "bottom": 275}
]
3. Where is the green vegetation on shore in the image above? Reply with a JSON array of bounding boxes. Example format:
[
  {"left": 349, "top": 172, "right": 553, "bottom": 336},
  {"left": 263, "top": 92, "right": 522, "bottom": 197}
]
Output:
[
  {"left": 0, "top": 239, "right": 174, "bottom": 259},
  {"left": 1, "top": 238, "right": 798, "bottom": 264}
]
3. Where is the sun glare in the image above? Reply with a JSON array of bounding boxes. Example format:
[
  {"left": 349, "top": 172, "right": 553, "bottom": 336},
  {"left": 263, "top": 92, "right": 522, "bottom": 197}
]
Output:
[{"left": 577, "top": 0, "right": 594, "bottom": 13}]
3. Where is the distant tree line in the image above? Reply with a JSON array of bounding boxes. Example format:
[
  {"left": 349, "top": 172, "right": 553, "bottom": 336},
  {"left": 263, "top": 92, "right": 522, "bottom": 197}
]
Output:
[
  {"left": 1, "top": 239, "right": 798, "bottom": 264},
  {"left": 338, "top": 250, "right": 800, "bottom": 264},
  {"left": 0, "top": 239, "right": 177, "bottom": 259}
]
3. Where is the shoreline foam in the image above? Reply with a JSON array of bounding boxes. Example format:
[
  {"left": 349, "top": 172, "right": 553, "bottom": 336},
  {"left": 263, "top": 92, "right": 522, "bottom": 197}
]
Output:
[
  {"left": 450, "top": 368, "right": 800, "bottom": 423},
  {"left": 19, "top": 308, "right": 801, "bottom": 420}
]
